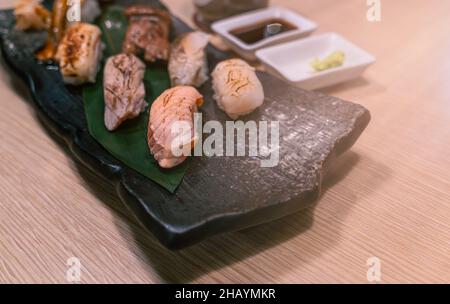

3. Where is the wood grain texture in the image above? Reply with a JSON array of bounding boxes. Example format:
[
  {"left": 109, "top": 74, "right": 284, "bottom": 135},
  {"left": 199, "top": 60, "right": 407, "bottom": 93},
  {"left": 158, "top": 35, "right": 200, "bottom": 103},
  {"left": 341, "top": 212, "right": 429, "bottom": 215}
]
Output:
[{"left": 0, "top": 0, "right": 449, "bottom": 283}]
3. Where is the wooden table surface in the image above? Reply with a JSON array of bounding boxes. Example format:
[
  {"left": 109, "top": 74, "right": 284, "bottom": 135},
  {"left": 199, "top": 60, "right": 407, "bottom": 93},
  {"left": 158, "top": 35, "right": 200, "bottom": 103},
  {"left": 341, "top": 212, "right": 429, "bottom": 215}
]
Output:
[{"left": 0, "top": 0, "right": 449, "bottom": 283}]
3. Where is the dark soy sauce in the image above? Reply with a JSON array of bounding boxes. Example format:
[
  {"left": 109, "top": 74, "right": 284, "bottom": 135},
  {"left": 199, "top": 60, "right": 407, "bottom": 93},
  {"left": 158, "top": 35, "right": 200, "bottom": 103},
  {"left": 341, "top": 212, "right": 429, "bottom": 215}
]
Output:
[{"left": 230, "top": 18, "right": 297, "bottom": 45}]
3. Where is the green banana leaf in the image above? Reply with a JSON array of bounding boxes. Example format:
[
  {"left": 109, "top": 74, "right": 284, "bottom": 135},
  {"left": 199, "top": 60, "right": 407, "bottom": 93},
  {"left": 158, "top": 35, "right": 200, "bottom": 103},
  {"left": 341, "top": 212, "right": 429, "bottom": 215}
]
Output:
[{"left": 83, "top": 6, "right": 188, "bottom": 193}]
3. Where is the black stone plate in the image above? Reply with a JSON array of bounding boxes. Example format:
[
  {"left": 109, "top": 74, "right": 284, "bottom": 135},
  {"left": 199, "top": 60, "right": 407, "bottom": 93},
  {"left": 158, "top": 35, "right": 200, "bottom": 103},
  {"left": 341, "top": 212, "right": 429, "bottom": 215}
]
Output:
[{"left": 0, "top": 0, "right": 370, "bottom": 249}]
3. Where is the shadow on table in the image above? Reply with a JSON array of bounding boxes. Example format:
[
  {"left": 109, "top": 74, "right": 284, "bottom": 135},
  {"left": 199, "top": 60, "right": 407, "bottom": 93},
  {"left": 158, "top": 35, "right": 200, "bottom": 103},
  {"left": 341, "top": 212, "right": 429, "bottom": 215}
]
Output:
[
  {"left": 74, "top": 148, "right": 390, "bottom": 283},
  {"left": 69, "top": 149, "right": 361, "bottom": 283},
  {"left": 2, "top": 57, "right": 391, "bottom": 283}
]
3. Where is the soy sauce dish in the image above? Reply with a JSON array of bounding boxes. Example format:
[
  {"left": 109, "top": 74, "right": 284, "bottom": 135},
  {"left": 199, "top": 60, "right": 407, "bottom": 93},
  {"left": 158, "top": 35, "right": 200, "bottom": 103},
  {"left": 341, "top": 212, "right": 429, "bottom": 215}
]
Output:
[{"left": 211, "top": 6, "right": 317, "bottom": 60}]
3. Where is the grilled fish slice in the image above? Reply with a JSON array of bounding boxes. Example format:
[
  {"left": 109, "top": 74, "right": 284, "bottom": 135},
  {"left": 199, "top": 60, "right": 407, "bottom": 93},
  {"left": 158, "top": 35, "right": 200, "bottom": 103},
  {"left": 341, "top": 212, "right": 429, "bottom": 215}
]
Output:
[
  {"left": 168, "top": 31, "right": 210, "bottom": 87},
  {"left": 122, "top": 5, "right": 171, "bottom": 63},
  {"left": 35, "top": 0, "right": 101, "bottom": 61},
  {"left": 103, "top": 53, "right": 146, "bottom": 131},
  {"left": 148, "top": 86, "right": 203, "bottom": 168},
  {"left": 55, "top": 22, "right": 102, "bottom": 85}
]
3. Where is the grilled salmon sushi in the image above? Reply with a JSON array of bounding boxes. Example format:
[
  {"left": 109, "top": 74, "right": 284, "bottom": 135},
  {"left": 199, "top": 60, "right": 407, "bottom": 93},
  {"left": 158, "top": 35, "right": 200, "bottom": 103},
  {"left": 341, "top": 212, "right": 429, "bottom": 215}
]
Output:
[{"left": 148, "top": 86, "right": 204, "bottom": 168}]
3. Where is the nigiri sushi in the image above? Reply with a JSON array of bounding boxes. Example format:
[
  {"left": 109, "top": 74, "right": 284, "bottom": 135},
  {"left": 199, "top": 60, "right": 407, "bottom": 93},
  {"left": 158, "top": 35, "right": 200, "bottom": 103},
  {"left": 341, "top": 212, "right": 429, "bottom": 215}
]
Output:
[
  {"left": 168, "top": 31, "right": 210, "bottom": 87},
  {"left": 55, "top": 22, "right": 102, "bottom": 85},
  {"left": 211, "top": 58, "right": 264, "bottom": 120},
  {"left": 148, "top": 86, "right": 204, "bottom": 168},
  {"left": 122, "top": 5, "right": 171, "bottom": 63},
  {"left": 35, "top": 0, "right": 101, "bottom": 61},
  {"left": 103, "top": 53, "right": 146, "bottom": 131},
  {"left": 14, "top": 0, "right": 51, "bottom": 31}
]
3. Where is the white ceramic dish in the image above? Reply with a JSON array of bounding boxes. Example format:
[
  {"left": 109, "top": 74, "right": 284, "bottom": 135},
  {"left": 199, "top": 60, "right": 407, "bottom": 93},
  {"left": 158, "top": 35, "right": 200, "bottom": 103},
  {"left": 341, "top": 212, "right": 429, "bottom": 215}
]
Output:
[
  {"left": 211, "top": 6, "right": 317, "bottom": 60},
  {"left": 255, "top": 32, "right": 376, "bottom": 90}
]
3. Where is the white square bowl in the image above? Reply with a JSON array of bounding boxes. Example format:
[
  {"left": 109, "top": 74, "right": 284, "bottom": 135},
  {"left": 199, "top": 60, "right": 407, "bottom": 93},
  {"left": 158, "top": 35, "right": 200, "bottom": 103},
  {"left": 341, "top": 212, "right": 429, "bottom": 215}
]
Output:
[
  {"left": 255, "top": 33, "right": 376, "bottom": 90},
  {"left": 211, "top": 6, "right": 317, "bottom": 61}
]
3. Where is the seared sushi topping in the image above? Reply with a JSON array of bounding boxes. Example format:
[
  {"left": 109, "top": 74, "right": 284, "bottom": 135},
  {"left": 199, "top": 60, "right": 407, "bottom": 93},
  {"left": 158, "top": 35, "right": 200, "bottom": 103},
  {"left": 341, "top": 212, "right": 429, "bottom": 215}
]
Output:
[
  {"left": 55, "top": 22, "right": 102, "bottom": 85},
  {"left": 34, "top": 0, "right": 101, "bottom": 61},
  {"left": 148, "top": 86, "right": 204, "bottom": 168},
  {"left": 103, "top": 53, "right": 146, "bottom": 131},
  {"left": 122, "top": 5, "right": 171, "bottom": 63},
  {"left": 168, "top": 31, "right": 210, "bottom": 87},
  {"left": 212, "top": 59, "right": 264, "bottom": 119}
]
